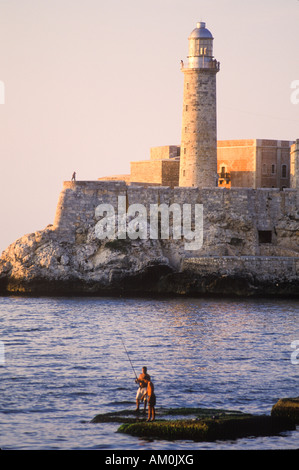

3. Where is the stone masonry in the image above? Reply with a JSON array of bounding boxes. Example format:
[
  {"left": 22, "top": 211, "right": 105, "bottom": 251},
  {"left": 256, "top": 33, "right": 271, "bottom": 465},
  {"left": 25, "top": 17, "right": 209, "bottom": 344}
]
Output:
[
  {"left": 53, "top": 181, "right": 299, "bottom": 259},
  {"left": 291, "top": 139, "right": 299, "bottom": 190},
  {"left": 179, "top": 22, "right": 219, "bottom": 188}
]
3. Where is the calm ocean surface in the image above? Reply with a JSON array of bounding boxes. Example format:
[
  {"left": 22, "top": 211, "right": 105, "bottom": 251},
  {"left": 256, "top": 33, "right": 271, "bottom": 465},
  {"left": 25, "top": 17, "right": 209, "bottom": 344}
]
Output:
[{"left": 0, "top": 295, "right": 298, "bottom": 450}]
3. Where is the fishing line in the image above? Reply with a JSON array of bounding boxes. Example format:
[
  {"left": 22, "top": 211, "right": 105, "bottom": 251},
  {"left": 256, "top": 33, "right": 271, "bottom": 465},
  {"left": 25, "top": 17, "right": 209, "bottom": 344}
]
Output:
[{"left": 119, "top": 334, "right": 138, "bottom": 381}]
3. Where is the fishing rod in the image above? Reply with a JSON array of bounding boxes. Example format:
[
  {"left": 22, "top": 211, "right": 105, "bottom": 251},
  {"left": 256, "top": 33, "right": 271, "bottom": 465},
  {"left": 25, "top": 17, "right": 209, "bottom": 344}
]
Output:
[{"left": 119, "top": 335, "right": 138, "bottom": 381}]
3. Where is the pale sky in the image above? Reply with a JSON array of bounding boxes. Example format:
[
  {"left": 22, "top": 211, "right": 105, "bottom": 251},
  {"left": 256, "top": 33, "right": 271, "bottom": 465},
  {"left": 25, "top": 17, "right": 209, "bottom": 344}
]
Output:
[{"left": 0, "top": 0, "right": 298, "bottom": 253}]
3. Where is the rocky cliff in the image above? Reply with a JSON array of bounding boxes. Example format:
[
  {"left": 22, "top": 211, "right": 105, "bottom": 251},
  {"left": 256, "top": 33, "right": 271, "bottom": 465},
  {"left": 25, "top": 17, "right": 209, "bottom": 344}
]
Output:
[
  {"left": 0, "top": 182, "right": 298, "bottom": 297},
  {"left": 0, "top": 224, "right": 174, "bottom": 296},
  {"left": 0, "top": 223, "right": 298, "bottom": 297}
]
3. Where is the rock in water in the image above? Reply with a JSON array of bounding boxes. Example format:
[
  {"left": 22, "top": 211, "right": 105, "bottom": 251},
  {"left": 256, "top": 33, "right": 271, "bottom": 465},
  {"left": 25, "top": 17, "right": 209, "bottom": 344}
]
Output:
[{"left": 271, "top": 397, "right": 299, "bottom": 424}]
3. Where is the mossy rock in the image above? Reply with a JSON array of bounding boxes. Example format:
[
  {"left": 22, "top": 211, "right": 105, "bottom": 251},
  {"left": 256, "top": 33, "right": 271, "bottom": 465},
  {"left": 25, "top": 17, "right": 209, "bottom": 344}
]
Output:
[
  {"left": 91, "top": 407, "right": 295, "bottom": 442},
  {"left": 271, "top": 397, "right": 299, "bottom": 424},
  {"left": 117, "top": 415, "right": 295, "bottom": 442}
]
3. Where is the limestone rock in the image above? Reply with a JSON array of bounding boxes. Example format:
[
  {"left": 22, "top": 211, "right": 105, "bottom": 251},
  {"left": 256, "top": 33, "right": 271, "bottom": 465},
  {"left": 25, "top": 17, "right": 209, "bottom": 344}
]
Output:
[{"left": 0, "top": 225, "right": 173, "bottom": 295}]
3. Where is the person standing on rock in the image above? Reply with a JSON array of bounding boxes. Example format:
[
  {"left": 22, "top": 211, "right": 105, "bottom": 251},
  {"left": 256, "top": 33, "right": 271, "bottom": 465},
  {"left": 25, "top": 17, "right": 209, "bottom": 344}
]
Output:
[
  {"left": 135, "top": 366, "right": 150, "bottom": 412},
  {"left": 146, "top": 380, "right": 156, "bottom": 421}
]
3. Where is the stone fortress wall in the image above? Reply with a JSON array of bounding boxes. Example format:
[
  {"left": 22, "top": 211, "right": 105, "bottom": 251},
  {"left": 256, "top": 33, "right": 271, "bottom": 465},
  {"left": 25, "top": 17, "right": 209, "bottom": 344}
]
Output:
[
  {"left": 103, "top": 139, "right": 296, "bottom": 190},
  {"left": 53, "top": 181, "right": 299, "bottom": 264},
  {"left": 51, "top": 180, "right": 299, "bottom": 289}
]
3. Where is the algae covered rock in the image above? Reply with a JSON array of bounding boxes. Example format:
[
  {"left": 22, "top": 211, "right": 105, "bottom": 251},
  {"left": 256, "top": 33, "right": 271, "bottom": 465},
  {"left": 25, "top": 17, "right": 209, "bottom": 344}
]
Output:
[
  {"left": 91, "top": 407, "right": 296, "bottom": 442},
  {"left": 271, "top": 397, "right": 299, "bottom": 423},
  {"left": 117, "top": 415, "right": 295, "bottom": 442}
]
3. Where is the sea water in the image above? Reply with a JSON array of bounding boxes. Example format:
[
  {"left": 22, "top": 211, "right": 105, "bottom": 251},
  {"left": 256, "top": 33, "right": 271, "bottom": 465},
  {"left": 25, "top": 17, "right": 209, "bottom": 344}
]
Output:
[{"left": 0, "top": 295, "right": 298, "bottom": 450}]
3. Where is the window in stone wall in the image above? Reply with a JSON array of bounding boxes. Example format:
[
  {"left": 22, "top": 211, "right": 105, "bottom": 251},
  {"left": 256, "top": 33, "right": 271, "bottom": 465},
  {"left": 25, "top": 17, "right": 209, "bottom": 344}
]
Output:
[
  {"left": 271, "top": 164, "right": 276, "bottom": 174},
  {"left": 258, "top": 230, "right": 272, "bottom": 244},
  {"left": 281, "top": 164, "right": 287, "bottom": 178}
]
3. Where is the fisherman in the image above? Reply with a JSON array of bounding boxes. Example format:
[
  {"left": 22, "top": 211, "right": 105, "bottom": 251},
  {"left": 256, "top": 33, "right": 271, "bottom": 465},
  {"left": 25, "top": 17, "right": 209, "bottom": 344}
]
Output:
[
  {"left": 135, "top": 366, "right": 150, "bottom": 412},
  {"left": 146, "top": 380, "right": 156, "bottom": 422}
]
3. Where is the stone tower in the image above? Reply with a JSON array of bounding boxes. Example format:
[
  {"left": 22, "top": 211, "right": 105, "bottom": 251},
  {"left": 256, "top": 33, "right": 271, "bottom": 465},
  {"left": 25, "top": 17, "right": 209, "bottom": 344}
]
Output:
[
  {"left": 290, "top": 139, "right": 299, "bottom": 189},
  {"left": 179, "top": 22, "right": 220, "bottom": 187}
]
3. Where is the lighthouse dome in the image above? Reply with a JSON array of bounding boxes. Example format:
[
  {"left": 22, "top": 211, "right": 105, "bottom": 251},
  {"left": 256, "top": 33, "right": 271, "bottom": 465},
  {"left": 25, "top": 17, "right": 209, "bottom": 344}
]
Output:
[
  {"left": 189, "top": 22, "right": 213, "bottom": 39},
  {"left": 187, "top": 21, "right": 214, "bottom": 60}
]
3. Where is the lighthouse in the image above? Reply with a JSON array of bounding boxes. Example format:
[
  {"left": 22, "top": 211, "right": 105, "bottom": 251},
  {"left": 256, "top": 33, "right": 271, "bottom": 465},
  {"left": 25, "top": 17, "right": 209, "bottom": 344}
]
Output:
[{"left": 179, "top": 22, "right": 220, "bottom": 187}]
